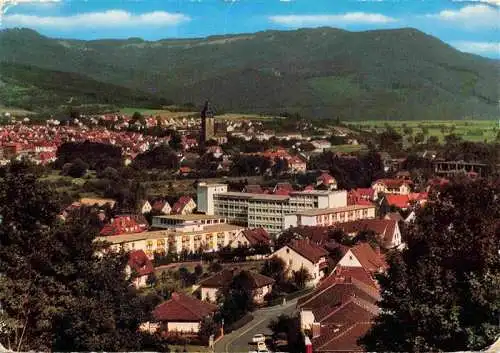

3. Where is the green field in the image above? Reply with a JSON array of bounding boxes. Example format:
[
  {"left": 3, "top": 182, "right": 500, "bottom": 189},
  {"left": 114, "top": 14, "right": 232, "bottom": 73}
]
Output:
[{"left": 346, "top": 120, "right": 499, "bottom": 143}]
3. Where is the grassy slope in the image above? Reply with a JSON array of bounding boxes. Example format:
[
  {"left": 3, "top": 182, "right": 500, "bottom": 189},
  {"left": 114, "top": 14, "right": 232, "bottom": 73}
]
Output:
[
  {"left": 347, "top": 120, "right": 499, "bottom": 142},
  {"left": 0, "top": 27, "right": 498, "bottom": 120},
  {"left": 0, "top": 62, "right": 170, "bottom": 111}
]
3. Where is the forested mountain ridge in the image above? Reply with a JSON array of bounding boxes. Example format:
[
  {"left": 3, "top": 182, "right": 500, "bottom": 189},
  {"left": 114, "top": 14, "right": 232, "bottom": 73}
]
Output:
[{"left": 0, "top": 27, "right": 498, "bottom": 119}]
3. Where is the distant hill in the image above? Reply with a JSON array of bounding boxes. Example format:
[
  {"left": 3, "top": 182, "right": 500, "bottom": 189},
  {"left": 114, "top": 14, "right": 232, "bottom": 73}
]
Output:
[
  {"left": 0, "top": 62, "right": 171, "bottom": 113},
  {"left": 0, "top": 27, "right": 498, "bottom": 120}
]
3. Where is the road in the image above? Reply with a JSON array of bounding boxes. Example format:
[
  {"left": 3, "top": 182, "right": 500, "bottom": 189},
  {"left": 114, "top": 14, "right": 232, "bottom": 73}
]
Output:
[{"left": 214, "top": 298, "right": 299, "bottom": 353}]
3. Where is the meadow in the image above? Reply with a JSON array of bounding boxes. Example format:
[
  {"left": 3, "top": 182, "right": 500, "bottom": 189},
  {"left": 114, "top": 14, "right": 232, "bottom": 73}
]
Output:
[{"left": 346, "top": 120, "right": 499, "bottom": 143}]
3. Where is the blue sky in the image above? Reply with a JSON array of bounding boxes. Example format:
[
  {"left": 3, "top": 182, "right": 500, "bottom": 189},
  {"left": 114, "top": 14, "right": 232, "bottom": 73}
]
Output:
[{"left": 1, "top": 0, "right": 499, "bottom": 58}]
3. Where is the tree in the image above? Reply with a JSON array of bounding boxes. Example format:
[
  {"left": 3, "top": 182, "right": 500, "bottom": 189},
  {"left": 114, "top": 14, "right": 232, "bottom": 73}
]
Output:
[
  {"left": 0, "top": 161, "right": 168, "bottom": 351},
  {"left": 361, "top": 179, "right": 500, "bottom": 352},
  {"left": 66, "top": 158, "right": 89, "bottom": 178},
  {"left": 132, "top": 145, "right": 179, "bottom": 170},
  {"left": 292, "top": 267, "right": 311, "bottom": 289},
  {"left": 268, "top": 314, "right": 304, "bottom": 353},
  {"left": 168, "top": 131, "right": 183, "bottom": 151},
  {"left": 261, "top": 257, "right": 287, "bottom": 284},
  {"left": 198, "top": 316, "right": 217, "bottom": 345},
  {"left": 218, "top": 271, "right": 255, "bottom": 326},
  {"left": 414, "top": 132, "right": 425, "bottom": 144}
]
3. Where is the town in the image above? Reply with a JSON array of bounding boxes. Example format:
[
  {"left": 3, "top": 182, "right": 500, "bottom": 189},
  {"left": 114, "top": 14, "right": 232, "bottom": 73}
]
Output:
[{"left": 0, "top": 99, "right": 498, "bottom": 353}]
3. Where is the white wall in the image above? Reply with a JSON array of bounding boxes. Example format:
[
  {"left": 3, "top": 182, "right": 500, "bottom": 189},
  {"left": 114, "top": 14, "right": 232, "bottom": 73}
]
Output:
[
  {"left": 273, "top": 247, "right": 323, "bottom": 286},
  {"left": 300, "top": 309, "right": 315, "bottom": 330},
  {"left": 201, "top": 287, "right": 219, "bottom": 302},
  {"left": 337, "top": 249, "right": 363, "bottom": 267},
  {"left": 301, "top": 215, "right": 316, "bottom": 227},
  {"left": 197, "top": 184, "right": 228, "bottom": 215},
  {"left": 284, "top": 214, "right": 298, "bottom": 228},
  {"left": 329, "top": 190, "right": 348, "bottom": 208},
  {"left": 167, "top": 322, "right": 200, "bottom": 333}
]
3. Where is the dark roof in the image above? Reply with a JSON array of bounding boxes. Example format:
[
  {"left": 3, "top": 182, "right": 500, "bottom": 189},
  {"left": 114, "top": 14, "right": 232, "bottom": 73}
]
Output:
[
  {"left": 339, "top": 243, "right": 387, "bottom": 273},
  {"left": 198, "top": 269, "right": 274, "bottom": 289},
  {"left": 241, "top": 228, "right": 271, "bottom": 246},
  {"left": 171, "top": 196, "right": 194, "bottom": 214},
  {"left": 384, "top": 212, "right": 404, "bottom": 222},
  {"left": 153, "top": 292, "right": 217, "bottom": 322},
  {"left": 243, "top": 184, "right": 263, "bottom": 193},
  {"left": 334, "top": 219, "right": 398, "bottom": 249},
  {"left": 313, "top": 322, "right": 373, "bottom": 352},
  {"left": 128, "top": 250, "right": 154, "bottom": 277},
  {"left": 298, "top": 278, "right": 379, "bottom": 312},
  {"left": 201, "top": 100, "right": 215, "bottom": 119},
  {"left": 288, "top": 239, "right": 328, "bottom": 263}
]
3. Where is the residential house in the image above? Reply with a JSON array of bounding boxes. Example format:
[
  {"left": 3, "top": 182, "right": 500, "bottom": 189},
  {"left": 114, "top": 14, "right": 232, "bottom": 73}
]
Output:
[
  {"left": 298, "top": 266, "right": 380, "bottom": 353},
  {"left": 100, "top": 215, "right": 148, "bottom": 236},
  {"left": 127, "top": 250, "right": 154, "bottom": 288},
  {"left": 231, "top": 227, "right": 271, "bottom": 249},
  {"left": 316, "top": 172, "right": 337, "bottom": 190},
  {"left": 139, "top": 200, "right": 152, "bottom": 214},
  {"left": 372, "top": 179, "right": 412, "bottom": 196},
  {"left": 335, "top": 242, "right": 387, "bottom": 275},
  {"left": 334, "top": 219, "right": 403, "bottom": 249},
  {"left": 273, "top": 239, "right": 329, "bottom": 286},
  {"left": 288, "top": 155, "right": 307, "bottom": 173},
  {"left": 197, "top": 269, "right": 275, "bottom": 304},
  {"left": 152, "top": 199, "right": 172, "bottom": 214},
  {"left": 151, "top": 292, "right": 217, "bottom": 335},
  {"left": 348, "top": 188, "right": 375, "bottom": 205},
  {"left": 171, "top": 196, "right": 196, "bottom": 215}
]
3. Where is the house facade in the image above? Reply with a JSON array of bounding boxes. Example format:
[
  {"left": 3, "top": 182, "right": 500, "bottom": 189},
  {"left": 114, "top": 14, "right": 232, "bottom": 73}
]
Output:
[
  {"left": 284, "top": 204, "right": 376, "bottom": 229},
  {"left": 197, "top": 269, "right": 275, "bottom": 304},
  {"left": 98, "top": 215, "right": 243, "bottom": 258},
  {"left": 372, "top": 179, "right": 412, "bottom": 196},
  {"left": 152, "top": 292, "right": 217, "bottom": 335},
  {"left": 273, "top": 239, "right": 329, "bottom": 286}
]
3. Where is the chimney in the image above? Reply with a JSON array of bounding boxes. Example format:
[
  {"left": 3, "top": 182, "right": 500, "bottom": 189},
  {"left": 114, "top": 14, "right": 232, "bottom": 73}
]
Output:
[{"left": 312, "top": 323, "right": 321, "bottom": 338}]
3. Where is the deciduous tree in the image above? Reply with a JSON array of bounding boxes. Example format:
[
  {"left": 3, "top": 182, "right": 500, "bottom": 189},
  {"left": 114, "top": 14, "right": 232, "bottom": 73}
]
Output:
[{"left": 361, "top": 179, "right": 500, "bottom": 352}]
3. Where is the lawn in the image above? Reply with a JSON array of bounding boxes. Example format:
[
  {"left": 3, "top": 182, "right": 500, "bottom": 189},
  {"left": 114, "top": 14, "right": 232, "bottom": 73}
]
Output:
[{"left": 346, "top": 120, "right": 499, "bottom": 143}]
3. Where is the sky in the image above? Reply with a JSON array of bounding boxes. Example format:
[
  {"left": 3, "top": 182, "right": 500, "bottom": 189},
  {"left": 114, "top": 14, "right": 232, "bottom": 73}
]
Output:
[{"left": 0, "top": 0, "right": 499, "bottom": 58}]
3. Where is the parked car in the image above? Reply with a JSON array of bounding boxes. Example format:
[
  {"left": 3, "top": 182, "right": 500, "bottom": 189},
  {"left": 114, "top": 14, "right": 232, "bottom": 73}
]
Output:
[
  {"left": 257, "top": 341, "right": 267, "bottom": 350},
  {"left": 252, "top": 334, "right": 266, "bottom": 343}
]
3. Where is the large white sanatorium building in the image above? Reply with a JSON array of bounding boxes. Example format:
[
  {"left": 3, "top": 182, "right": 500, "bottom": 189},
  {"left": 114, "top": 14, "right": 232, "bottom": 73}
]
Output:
[{"left": 197, "top": 183, "right": 355, "bottom": 235}]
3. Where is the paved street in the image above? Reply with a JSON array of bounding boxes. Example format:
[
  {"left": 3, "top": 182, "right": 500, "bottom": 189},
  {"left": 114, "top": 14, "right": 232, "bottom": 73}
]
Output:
[{"left": 214, "top": 298, "right": 299, "bottom": 353}]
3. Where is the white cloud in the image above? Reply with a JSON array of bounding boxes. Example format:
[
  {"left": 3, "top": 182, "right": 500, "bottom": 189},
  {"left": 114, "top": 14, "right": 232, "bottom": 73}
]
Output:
[
  {"left": 451, "top": 40, "right": 500, "bottom": 55},
  {"left": 452, "top": 0, "right": 500, "bottom": 5},
  {"left": 269, "top": 13, "right": 397, "bottom": 27},
  {"left": 2, "top": 9, "right": 191, "bottom": 28},
  {"left": 426, "top": 5, "right": 499, "bottom": 29}
]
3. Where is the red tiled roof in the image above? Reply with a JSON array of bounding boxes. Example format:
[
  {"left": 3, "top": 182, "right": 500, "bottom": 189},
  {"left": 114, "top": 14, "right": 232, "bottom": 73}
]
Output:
[
  {"left": 198, "top": 269, "right": 274, "bottom": 289},
  {"left": 373, "top": 178, "right": 412, "bottom": 189},
  {"left": 171, "top": 196, "right": 194, "bottom": 214},
  {"left": 313, "top": 322, "right": 373, "bottom": 352},
  {"left": 153, "top": 292, "right": 217, "bottom": 322},
  {"left": 273, "top": 182, "right": 294, "bottom": 195},
  {"left": 241, "top": 228, "right": 271, "bottom": 246},
  {"left": 385, "top": 194, "right": 410, "bottom": 209},
  {"left": 317, "top": 172, "right": 335, "bottom": 184},
  {"left": 339, "top": 243, "right": 387, "bottom": 273},
  {"left": 128, "top": 250, "right": 154, "bottom": 277},
  {"left": 288, "top": 239, "right": 328, "bottom": 263},
  {"left": 100, "top": 215, "right": 147, "bottom": 236}
]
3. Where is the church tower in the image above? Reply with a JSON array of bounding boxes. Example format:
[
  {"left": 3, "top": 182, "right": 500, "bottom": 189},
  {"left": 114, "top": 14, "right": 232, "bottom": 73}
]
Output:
[{"left": 200, "top": 100, "right": 215, "bottom": 152}]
